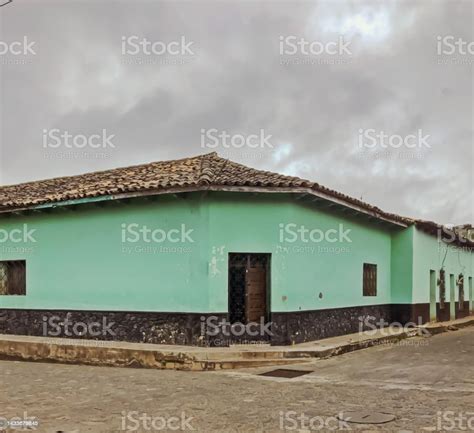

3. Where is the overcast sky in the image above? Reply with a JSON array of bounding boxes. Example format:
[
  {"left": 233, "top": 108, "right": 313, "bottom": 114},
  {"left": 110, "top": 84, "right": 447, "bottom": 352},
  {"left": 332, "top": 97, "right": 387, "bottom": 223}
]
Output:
[{"left": 0, "top": 0, "right": 472, "bottom": 225}]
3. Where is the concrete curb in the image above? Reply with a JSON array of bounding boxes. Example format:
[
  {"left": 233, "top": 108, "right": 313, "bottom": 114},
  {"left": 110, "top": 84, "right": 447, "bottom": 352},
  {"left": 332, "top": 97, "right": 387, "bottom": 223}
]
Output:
[
  {"left": 0, "top": 338, "right": 199, "bottom": 370},
  {"left": 420, "top": 317, "right": 474, "bottom": 335},
  {"left": 0, "top": 317, "right": 472, "bottom": 371}
]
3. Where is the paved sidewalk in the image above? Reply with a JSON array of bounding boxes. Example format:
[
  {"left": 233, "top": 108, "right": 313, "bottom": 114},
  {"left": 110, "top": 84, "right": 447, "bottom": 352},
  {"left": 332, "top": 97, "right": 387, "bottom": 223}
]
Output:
[{"left": 0, "top": 316, "right": 472, "bottom": 370}]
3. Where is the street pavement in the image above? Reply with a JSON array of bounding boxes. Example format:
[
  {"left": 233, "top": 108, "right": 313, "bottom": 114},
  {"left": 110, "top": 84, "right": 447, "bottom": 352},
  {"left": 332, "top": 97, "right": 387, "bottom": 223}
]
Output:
[{"left": 1, "top": 327, "right": 473, "bottom": 432}]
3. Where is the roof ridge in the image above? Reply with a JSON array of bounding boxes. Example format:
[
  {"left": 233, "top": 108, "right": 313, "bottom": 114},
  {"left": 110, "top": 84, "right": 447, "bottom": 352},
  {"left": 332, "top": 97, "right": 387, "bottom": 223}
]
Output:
[
  {"left": 198, "top": 152, "right": 219, "bottom": 185},
  {"left": 0, "top": 153, "right": 215, "bottom": 190}
]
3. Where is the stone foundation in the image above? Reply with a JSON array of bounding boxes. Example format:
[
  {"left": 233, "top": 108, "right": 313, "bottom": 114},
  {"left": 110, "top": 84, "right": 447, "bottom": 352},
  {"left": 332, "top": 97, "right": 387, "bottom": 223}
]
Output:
[
  {"left": 0, "top": 310, "right": 226, "bottom": 347},
  {"left": 0, "top": 304, "right": 467, "bottom": 347},
  {"left": 270, "top": 304, "right": 395, "bottom": 345}
]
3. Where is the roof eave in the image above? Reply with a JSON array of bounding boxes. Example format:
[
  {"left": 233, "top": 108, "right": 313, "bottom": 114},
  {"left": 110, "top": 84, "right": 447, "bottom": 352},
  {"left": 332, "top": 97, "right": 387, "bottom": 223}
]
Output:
[{"left": 0, "top": 185, "right": 410, "bottom": 228}]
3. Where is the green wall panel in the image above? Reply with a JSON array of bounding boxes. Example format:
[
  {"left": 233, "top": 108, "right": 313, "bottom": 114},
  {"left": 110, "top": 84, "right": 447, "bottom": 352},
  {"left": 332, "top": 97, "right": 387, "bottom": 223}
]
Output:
[
  {"left": 0, "top": 195, "right": 209, "bottom": 312},
  {"left": 390, "top": 226, "right": 414, "bottom": 304},
  {"left": 412, "top": 228, "right": 474, "bottom": 305},
  {"left": 207, "top": 193, "right": 393, "bottom": 312},
  {"left": 1, "top": 192, "right": 472, "bottom": 315}
]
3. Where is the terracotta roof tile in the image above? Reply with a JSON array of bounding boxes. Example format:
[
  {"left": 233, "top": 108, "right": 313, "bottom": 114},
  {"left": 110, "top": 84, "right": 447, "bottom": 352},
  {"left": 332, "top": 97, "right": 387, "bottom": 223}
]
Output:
[{"left": 0, "top": 152, "right": 411, "bottom": 225}]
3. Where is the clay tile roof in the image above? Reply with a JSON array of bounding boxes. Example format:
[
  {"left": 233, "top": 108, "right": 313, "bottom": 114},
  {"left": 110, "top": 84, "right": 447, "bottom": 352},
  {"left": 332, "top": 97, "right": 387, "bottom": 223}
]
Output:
[{"left": 0, "top": 152, "right": 412, "bottom": 225}]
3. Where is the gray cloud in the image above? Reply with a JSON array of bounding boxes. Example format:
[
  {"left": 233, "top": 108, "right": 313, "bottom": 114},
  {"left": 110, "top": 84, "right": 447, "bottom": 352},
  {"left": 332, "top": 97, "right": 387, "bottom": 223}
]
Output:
[{"left": 0, "top": 0, "right": 472, "bottom": 224}]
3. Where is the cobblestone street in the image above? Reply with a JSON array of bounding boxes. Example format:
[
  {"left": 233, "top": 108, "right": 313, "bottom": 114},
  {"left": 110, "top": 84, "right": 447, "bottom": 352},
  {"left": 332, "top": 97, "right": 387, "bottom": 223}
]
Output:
[{"left": 1, "top": 327, "right": 474, "bottom": 432}]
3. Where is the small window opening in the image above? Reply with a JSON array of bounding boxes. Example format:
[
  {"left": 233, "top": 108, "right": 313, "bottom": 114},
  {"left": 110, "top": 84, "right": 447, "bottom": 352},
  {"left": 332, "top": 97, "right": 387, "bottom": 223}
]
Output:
[
  {"left": 0, "top": 260, "right": 26, "bottom": 295},
  {"left": 363, "top": 263, "right": 377, "bottom": 296}
]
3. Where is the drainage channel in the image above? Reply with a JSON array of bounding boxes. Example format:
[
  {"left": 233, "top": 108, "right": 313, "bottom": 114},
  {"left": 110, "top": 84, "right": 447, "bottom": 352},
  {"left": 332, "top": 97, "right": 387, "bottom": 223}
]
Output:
[{"left": 259, "top": 368, "right": 313, "bottom": 378}]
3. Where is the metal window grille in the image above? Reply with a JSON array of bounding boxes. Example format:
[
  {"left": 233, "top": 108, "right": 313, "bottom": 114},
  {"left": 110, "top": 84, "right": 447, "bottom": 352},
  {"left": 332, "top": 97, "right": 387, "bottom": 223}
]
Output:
[
  {"left": 0, "top": 261, "right": 26, "bottom": 295},
  {"left": 363, "top": 263, "right": 377, "bottom": 296}
]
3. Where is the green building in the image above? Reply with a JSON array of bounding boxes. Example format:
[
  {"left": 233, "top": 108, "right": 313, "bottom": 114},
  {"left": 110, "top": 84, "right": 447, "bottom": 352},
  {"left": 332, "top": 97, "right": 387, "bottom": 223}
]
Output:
[{"left": 0, "top": 153, "right": 472, "bottom": 345}]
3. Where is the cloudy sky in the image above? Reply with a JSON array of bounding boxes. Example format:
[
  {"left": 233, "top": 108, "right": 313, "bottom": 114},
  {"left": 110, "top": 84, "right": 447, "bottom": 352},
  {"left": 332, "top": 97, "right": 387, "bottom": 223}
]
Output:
[{"left": 0, "top": 0, "right": 472, "bottom": 225}]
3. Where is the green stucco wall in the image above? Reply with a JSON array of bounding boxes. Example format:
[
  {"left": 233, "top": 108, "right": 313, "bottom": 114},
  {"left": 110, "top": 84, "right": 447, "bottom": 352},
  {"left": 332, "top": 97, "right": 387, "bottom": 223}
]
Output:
[
  {"left": 390, "top": 226, "right": 414, "bottom": 304},
  {"left": 207, "top": 193, "right": 392, "bottom": 312},
  {"left": 0, "top": 192, "right": 397, "bottom": 313},
  {"left": 412, "top": 228, "right": 474, "bottom": 304},
  {"left": 1, "top": 192, "right": 472, "bottom": 314},
  {"left": 0, "top": 195, "right": 209, "bottom": 312}
]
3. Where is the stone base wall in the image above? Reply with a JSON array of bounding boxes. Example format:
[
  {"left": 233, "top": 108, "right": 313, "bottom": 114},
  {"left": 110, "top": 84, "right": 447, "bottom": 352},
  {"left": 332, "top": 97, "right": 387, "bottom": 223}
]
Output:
[
  {"left": 0, "top": 305, "right": 470, "bottom": 347},
  {"left": 0, "top": 309, "right": 226, "bottom": 347},
  {"left": 270, "top": 304, "right": 394, "bottom": 345}
]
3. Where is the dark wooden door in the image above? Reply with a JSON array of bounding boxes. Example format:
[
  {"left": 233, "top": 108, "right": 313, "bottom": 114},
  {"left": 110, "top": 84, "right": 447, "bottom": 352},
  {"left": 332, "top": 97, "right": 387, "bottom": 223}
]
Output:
[
  {"left": 245, "top": 264, "right": 267, "bottom": 323},
  {"left": 228, "top": 253, "right": 270, "bottom": 325}
]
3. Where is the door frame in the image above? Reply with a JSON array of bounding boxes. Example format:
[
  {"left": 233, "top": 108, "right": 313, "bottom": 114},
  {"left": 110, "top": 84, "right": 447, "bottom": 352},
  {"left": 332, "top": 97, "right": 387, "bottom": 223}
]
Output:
[{"left": 227, "top": 252, "right": 271, "bottom": 325}]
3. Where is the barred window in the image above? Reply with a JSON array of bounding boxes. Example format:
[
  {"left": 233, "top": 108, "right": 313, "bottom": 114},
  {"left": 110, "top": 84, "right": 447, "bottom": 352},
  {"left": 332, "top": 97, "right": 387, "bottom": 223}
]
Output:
[
  {"left": 363, "top": 263, "right": 377, "bottom": 296},
  {"left": 0, "top": 261, "right": 26, "bottom": 295}
]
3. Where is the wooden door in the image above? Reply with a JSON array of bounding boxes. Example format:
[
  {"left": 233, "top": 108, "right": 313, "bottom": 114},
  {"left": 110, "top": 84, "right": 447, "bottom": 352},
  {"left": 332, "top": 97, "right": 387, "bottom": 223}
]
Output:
[
  {"left": 228, "top": 253, "right": 269, "bottom": 326},
  {"left": 245, "top": 263, "right": 267, "bottom": 323}
]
